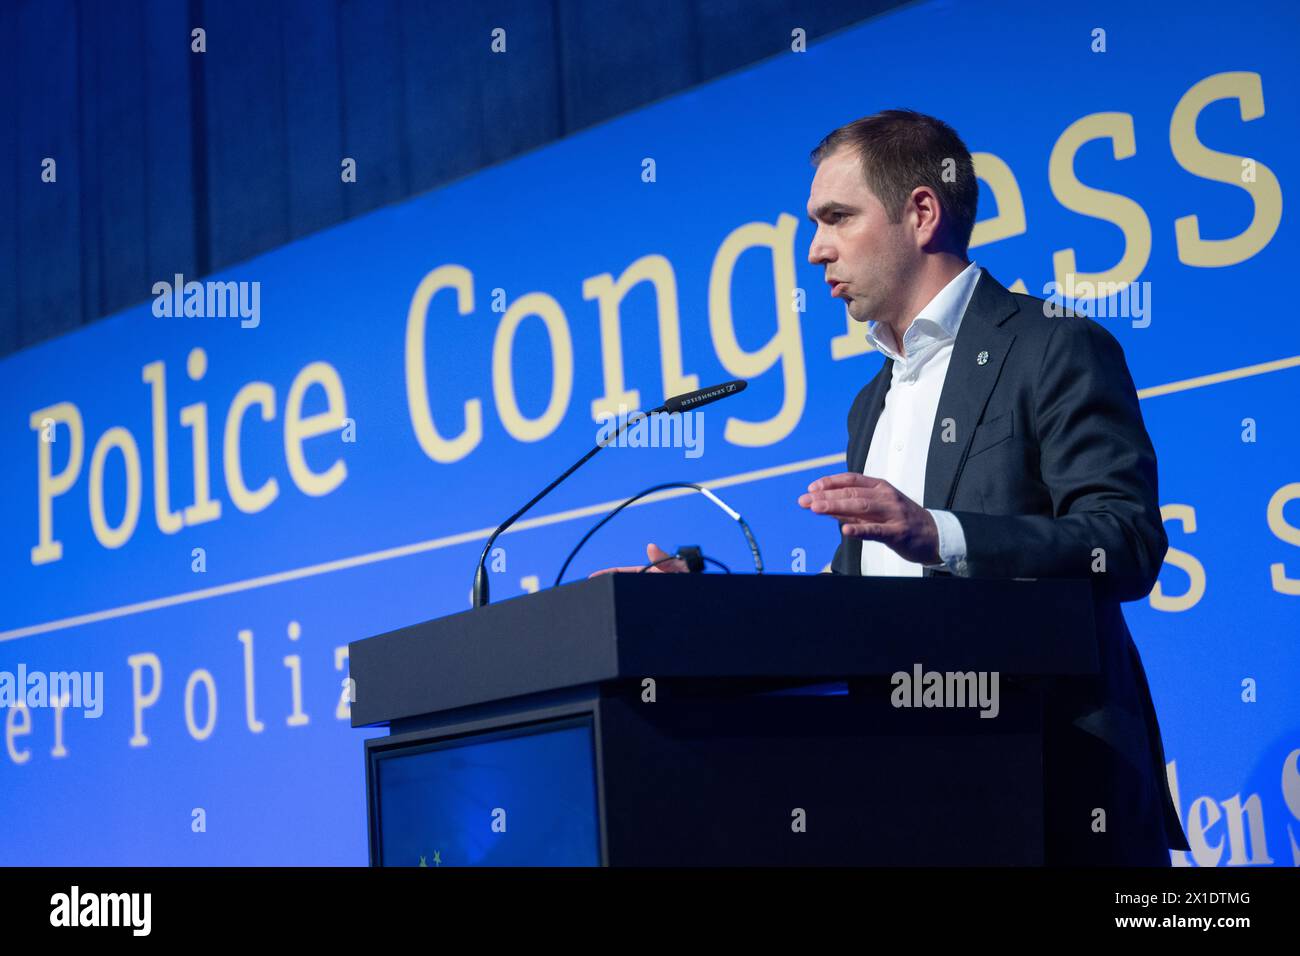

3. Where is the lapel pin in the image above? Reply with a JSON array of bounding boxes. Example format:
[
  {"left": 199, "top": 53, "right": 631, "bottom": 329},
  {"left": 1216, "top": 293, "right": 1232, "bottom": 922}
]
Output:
[{"left": 976, "top": 350, "right": 989, "bottom": 365}]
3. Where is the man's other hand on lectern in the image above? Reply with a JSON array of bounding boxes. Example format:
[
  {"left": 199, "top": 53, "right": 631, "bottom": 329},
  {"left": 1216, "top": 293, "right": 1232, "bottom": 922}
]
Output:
[{"left": 588, "top": 543, "right": 689, "bottom": 577}]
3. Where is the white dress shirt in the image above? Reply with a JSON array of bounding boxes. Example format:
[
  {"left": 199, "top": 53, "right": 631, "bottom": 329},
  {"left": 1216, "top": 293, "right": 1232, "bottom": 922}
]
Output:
[{"left": 859, "top": 261, "right": 980, "bottom": 578}]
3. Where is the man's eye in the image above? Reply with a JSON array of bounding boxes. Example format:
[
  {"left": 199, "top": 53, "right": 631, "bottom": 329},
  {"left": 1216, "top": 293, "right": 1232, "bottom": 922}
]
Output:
[{"left": 827, "top": 213, "right": 844, "bottom": 224}]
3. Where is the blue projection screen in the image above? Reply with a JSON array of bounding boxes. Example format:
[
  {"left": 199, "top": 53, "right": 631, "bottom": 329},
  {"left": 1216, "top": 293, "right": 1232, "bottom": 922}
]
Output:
[
  {"left": 373, "top": 719, "right": 600, "bottom": 867},
  {"left": 1, "top": 0, "right": 1297, "bottom": 865}
]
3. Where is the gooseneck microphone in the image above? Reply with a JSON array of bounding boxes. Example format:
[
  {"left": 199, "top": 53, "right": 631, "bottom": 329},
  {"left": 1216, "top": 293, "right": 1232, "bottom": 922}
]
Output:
[{"left": 470, "top": 380, "right": 747, "bottom": 608}]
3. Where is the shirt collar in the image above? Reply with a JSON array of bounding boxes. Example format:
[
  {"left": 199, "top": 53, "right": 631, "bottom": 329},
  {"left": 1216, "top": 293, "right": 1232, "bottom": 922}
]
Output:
[{"left": 866, "top": 260, "right": 982, "bottom": 363}]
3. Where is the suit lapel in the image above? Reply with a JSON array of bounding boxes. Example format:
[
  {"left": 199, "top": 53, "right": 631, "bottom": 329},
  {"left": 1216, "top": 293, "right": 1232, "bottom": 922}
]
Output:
[
  {"left": 848, "top": 360, "right": 893, "bottom": 475},
  {"left": 922, "top": 268, "right": 1020, "bottom": 509}
]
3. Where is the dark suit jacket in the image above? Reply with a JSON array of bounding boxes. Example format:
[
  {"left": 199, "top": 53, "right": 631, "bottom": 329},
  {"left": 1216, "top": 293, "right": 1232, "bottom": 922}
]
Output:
[{"left": 831, "top": 267, "right": 1191, "bottom": 860}]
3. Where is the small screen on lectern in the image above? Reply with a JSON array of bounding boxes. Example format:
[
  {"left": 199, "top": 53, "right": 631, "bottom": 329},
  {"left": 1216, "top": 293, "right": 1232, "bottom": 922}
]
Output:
[{"left": 373, "top": 717, "right": 600, "bottom": 866}]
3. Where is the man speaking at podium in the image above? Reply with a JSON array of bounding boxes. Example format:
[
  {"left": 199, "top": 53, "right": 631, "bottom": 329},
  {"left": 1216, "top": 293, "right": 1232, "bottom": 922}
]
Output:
[
  {"left": 616, "top": 109, "right": 1190, "bottom": 866},
  {"left": 797, "top": 109, "right": 1189, "bottom": 866}
]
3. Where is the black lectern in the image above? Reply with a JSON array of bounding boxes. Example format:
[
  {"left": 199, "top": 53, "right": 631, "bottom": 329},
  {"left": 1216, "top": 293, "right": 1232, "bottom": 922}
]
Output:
[{"left": 350, "top": 574, "right": 1096, "bottom": 866}]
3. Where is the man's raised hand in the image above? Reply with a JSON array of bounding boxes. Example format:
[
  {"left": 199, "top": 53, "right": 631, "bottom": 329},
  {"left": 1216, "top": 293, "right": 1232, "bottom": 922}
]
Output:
[{"left": 797, "top": 472, "right": 942, "bottom": 566}]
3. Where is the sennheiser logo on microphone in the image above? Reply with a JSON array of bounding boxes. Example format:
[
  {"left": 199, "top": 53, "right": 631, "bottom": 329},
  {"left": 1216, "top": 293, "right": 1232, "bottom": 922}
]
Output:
[
  {"left": 595, "top": 406, "right": 704, "bottom": 459},
  {"left": 679, "top": 388, "right": 726, "bottom": 408},
  {"left": 663, "top": 378, "right": 747, "bottom": 413}
]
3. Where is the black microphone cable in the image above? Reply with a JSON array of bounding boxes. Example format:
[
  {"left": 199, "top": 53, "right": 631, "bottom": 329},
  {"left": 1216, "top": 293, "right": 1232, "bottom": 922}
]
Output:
[
  {"left": 554, "top": 481, "right": 761, "bottom": 586},
  {"left": 636, "top": 550, "right": 732, "bottom": 574}
]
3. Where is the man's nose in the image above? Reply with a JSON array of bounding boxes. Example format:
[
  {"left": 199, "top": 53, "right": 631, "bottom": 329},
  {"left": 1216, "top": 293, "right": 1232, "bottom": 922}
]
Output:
[{"left": 807, "top": 234, "right": 834, "bottom": 265}]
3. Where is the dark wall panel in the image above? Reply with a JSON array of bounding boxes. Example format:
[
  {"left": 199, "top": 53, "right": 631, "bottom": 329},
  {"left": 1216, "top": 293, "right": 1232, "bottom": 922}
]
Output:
[
  {"left": 1, "top": 0, "right": 905, "bottom": 357},
  {"left": 282, "top": 0, "right": 346, "bottom": 237},
  {"left": 83, "top": 0, "right": 150, "bottom": 322},
  {"left": 338, "top": 0, "right": 408, "bottom": 218},
  {"left": 143, "top": 0, "right": 199, "bottom": 290},
  {"left": 0, "top": 2, "right": 19, "bottom": 356},
  {"left": 73, "top": 0, "right": 103, "bottom": 330},
  {"left": 398, "top": 0, "right": 565, "bottom": 196},
  {"left": 696, "top": 0, "right": 900, "bottom": 76},
  {"left": 556, "top": 0, "right": 701, "bottom": 133},
  {"left": 16, "top": 0, "right": 85, "bottom": 350},
  {"left": 471, "top": 0, "right": 564, "bottom": 173},
  {"left": 201, "top": 0, "right": 291, "bottom": 272}
]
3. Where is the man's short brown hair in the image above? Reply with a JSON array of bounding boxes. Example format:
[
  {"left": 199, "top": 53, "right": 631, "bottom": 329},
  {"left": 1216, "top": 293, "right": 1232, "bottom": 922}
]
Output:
[{"left": 810, "top": 109, "right": 979, "bottom": 254}]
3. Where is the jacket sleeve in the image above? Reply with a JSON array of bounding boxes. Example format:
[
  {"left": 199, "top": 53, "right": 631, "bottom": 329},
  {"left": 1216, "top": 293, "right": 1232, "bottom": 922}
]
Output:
[{"left": 948, "top": 317, "right": 1168, "bottom": 603}]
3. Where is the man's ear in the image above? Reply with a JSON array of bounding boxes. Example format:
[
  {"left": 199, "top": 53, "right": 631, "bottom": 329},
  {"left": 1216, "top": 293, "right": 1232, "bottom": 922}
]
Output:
[{"left": 911, "top": 186, "right": 946, "bottom": 250}]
